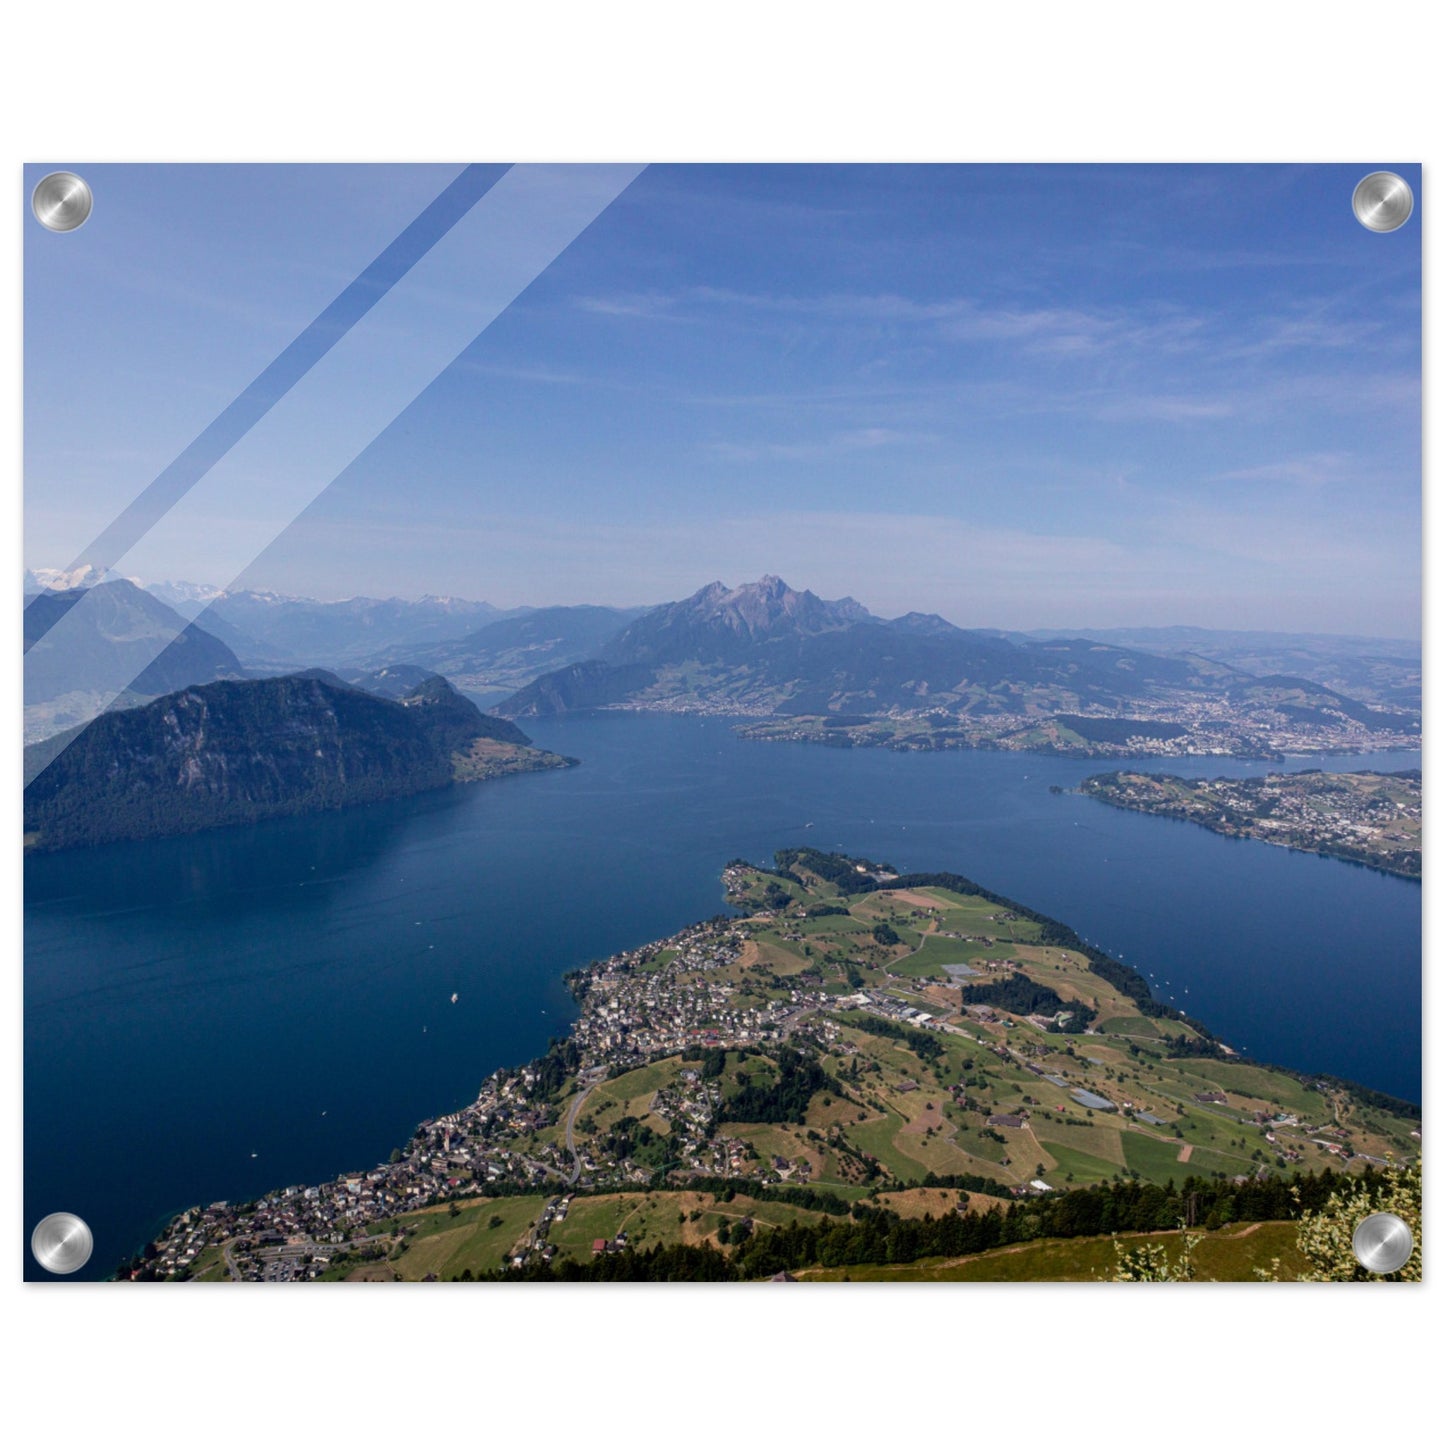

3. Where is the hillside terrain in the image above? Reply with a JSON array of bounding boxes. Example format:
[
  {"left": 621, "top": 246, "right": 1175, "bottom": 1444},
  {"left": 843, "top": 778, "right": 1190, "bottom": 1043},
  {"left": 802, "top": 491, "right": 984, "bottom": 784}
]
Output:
[
  {"left": 184, "top": 589, "right": 507, "bottom": 666},
  {"left": 496, "top": 577, "right": 1419, "bottom": 760},
  {"left": 23, "top": 672, "right": 572, "bottom": 852},
  {"left": 1081, "top": 769, "right": 1421, "bottom": 878},
  {"left": 1019, "top": 625, "right": 1421, "bottom": 712},
  {"left": 23, "top": 580, "right": 245, "bottom": 742},
  {"left": 135, "top": 850, "right": 1420, "bottom": 1283},
  {"left": 366, "top": 604, "right": 647, "bottom": 703}
]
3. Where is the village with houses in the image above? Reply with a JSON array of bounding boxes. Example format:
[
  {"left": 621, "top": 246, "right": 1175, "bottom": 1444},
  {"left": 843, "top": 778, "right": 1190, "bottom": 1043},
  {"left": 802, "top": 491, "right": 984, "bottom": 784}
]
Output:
[
  {"left": 130, "top": 849, "right": 1421, "bottom": 1283},
  {"left": 735, "top": 693, "right": 1421, "bottom": 765},
  {"left": 1080, "top": 767, "right": 1421, "bottom": 878}
]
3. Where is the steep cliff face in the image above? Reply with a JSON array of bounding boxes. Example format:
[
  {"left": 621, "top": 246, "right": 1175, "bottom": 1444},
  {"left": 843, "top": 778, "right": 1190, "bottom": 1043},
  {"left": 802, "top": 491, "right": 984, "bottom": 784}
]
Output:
[{"left": 23, "top": 672, "right": 548, "bottom": 851}]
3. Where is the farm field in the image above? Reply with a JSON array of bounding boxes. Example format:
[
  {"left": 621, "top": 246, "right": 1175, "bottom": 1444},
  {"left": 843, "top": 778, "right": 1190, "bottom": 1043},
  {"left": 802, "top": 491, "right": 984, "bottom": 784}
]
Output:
[
  {"left": 338, "top": 1195, "right": 547, "bottom": 1281},
  {"left": 153, "top": 849, "right": 1417, "bottom": 1286}
]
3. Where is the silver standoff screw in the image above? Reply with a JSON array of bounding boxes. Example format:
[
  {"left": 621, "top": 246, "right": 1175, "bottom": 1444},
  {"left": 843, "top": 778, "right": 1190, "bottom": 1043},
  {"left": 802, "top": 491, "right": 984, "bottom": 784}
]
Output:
[
  {"left": 31, "top": 1212, "right": 94, "bottom": 1274},
  {"left": 1352, "top": 171, "right": 1414, "bottom": 233},
  {"left": 1350, "top": 1210, "right": 1414, "bottom": 1274},
  {"left": 32, "top": 171, "right": 94, "bottom": 232}
]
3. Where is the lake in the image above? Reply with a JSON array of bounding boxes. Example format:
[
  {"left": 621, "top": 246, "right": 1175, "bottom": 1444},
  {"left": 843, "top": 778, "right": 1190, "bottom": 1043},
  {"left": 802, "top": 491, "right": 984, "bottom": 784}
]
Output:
[{"left": 23, "top": 714, "right": 1421, "bottom": 1279}]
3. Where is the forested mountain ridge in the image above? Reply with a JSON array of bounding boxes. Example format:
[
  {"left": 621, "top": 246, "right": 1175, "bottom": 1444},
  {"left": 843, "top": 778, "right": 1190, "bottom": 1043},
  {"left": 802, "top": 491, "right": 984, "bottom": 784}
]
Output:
[{"left": 23, "top": 672, "right": 568, "bottom": 852}]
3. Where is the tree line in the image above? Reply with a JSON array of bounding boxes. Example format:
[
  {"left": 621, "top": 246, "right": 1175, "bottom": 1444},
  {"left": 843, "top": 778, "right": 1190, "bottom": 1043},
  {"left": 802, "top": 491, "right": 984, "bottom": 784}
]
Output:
[
  {"left": 959, "top": 975, "right": 1095, "bottom": 1030},
  {"left": 843, "top": 1012, "right": 945, "bottom": 1063},
  {"left": 475, "top": 1166, "right": 1387, "bottom": 1282}
]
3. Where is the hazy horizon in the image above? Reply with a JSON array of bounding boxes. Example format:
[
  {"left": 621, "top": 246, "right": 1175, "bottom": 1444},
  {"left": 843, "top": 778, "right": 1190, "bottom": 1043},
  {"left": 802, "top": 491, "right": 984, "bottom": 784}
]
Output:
[
  {"left": 26, "top": 164, "right": 1421, "bottom": 638},
  {"left": 23, "top": 562, "right": 1424, "bottom": 646}
]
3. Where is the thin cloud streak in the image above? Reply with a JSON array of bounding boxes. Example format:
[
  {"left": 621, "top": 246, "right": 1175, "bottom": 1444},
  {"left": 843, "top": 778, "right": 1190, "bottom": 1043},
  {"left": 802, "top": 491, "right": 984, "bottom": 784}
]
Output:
[
  {"left": 28, "top": 165, "right": 1419, "bottom": 640},
  {"left": 702, "top": 427, "right": 929, "bottom": 462}
]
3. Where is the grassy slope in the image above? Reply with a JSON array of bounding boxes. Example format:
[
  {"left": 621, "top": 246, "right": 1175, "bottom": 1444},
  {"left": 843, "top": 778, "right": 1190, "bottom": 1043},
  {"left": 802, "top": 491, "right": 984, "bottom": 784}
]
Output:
[
  {"left": 343, "top": 864, "right": 1417, "bottom": 1282},
  {"left": 796, "top": 1220, "right": 1307, "bottom": 1282}
]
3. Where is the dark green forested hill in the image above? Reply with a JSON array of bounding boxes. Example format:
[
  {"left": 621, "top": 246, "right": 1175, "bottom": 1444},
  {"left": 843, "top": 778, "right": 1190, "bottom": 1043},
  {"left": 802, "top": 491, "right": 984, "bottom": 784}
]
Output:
[
  {"left": 23, "top": 672, "right": 547, "bottom": 852},
  {"left": 393, "top": 672, "right": 531, "bottom": 751}
]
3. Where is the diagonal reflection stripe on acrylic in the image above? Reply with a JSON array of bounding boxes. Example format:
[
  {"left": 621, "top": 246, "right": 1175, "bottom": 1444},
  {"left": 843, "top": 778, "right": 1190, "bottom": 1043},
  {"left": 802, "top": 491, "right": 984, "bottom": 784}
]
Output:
[
  {"left": 24, "top": 163, "right": 509, "bottom": 649},
  {"left": 25, "top": 164, "right": 647, "bottom": 785}
]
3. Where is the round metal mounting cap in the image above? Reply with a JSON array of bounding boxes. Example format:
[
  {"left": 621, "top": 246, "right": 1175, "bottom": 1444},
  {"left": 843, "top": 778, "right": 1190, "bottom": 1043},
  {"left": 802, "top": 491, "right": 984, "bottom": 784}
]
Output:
[
  {"left": 1351, "top": 1210, "right": 1413, "bottom": 1274},
  {"left": 31, "top": 1212, "right": 94, "bottom": 1274},
  {"left": 1352, "top": 171, "right": 1414, "bottom": 232},
  {"left": 32, "top": 171, "right": 94, "bottom": 232}
]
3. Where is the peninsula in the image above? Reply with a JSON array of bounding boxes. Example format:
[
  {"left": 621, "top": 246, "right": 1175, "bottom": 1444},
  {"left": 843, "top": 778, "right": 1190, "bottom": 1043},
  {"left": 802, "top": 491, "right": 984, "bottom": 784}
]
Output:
[
  {"left": 130, "top": 850, "right": 1420, "bottom": 1284},
  {"left": 1080, "top": 769, "right": 1421, "bottom": 879}
]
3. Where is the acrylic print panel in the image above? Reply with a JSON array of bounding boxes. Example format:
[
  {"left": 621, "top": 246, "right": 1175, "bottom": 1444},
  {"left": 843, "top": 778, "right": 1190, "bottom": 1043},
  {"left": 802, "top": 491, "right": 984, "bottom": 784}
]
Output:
[{"left": 23, "top": 163, "right": 1421, "bottom": 1284}]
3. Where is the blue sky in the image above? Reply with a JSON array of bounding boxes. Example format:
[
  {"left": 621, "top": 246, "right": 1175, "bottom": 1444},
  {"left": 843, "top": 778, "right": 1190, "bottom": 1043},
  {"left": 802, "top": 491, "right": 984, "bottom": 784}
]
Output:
[{"left": 25, "top": 163, "right": 1421, "bottom": 636}]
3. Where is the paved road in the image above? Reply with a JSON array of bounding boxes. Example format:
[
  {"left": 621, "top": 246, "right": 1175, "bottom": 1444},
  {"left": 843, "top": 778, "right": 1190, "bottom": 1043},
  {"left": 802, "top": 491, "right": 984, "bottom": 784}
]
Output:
[
  {"left": 562, "top": 1068, "right": 607, "bottom": 1185},
  {"left": 222, "top": 1237, "right": 249, "bottom": 1282}
]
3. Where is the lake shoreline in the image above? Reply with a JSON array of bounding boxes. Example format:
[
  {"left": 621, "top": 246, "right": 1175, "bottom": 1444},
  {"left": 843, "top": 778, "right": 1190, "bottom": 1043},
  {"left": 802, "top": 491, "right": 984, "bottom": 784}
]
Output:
[{"left": 25, "top": 715, "right": 1420, "bottom": 1279}]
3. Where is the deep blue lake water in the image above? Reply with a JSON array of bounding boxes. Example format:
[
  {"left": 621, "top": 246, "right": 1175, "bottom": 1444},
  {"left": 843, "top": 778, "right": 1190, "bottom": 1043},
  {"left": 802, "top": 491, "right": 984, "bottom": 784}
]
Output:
[{"left": 23, "top": 715, "right": 1421, "bottom": 1280}]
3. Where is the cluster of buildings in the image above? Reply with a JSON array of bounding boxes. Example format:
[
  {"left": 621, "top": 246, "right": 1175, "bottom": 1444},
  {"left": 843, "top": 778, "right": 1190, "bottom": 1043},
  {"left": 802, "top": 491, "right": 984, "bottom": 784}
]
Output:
[
  {"left": 136, "top": 910, "right": 842, "bottom": 1280},
  {"left": 568, "top": 920, "right": 806, "bottom": 1067},
  {"left": 1086, "top": 769, "right": 1420, "bottom": 875},
  {"left": 135, "top": 1064, "right": 575, "bottom": 1279},
  {"left": 507, "top": 1194, "right": 574, "bottom": 1268},
  {"left": 742, "top": 699, "right": 1419, "bottom": 762}
]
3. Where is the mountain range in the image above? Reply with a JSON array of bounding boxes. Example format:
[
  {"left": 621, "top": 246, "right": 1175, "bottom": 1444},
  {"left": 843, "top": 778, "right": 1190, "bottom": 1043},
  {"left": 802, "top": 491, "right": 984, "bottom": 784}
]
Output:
[
  {"left": 176, "top": 589, "right": 511, "bottom": 666},
  {"left": 23, "top": 570, "right": 1420, "bottom": 761},
  {"left": 21, "top": 575, "right": 548, "bottom": 743},
  {"left": 23, "top": 580, "right": 247, "bottom": 742},
  {"left": 364, "top": 604, "right": 649, "bottom": 703},
  {"left": 490, "top": 576, "right": 1296, "bottom": 712},
  {"left": 490, "top": 577, "right": 1419, "bottom": 760},
  {"left": 1012, "top": 625, "right": 1422, "bottom": 712}
]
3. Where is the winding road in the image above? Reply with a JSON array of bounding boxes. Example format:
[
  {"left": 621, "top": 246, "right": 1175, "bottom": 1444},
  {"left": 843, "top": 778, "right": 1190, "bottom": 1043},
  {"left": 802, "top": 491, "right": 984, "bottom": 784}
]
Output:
[{"left": 562, "top": 1068, "right": 607, "bottom": 1185}]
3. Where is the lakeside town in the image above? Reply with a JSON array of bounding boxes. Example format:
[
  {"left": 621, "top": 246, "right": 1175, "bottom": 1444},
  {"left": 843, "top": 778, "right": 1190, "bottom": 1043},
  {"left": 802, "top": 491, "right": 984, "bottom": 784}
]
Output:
[
  {"left": 134, "top": 909, "right": 829, "bottom": 1281},
  {"left": 130, "top": 850, "right": 1420, "bottom": 1283},
  {"left": 1080, "top": 768, "right": 1421, "bottom": 878},
  {"left": 736, "top": 697, "right": 1421, "bottom": 761}
]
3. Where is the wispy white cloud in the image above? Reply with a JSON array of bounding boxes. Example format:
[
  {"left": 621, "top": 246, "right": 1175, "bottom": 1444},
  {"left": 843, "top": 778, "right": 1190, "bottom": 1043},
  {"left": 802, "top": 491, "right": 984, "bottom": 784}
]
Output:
[
  {"left": 457, "top": 359, "right": 595, "bottom": 387},
  {"left": 1090, "top": 395, "right": 1237, "bottom": 422},
  {"left": 702, "top": 427, "right": 928, "bottom": 462},
  {"left": 576, "top": 291, "right": 690, "bottom": 321},
  {"left": 581, "top": 284, "right": 1209, "bottom": 363},
  {"left": 1031, "top": 363, "right": 1419, "bottom": 427},
  {"left": 1214, "top": 452, "right": 1358, "bottom": 488},
  {"left": 1221, "top": 312, "right": 1389, "bottom": 361}
]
